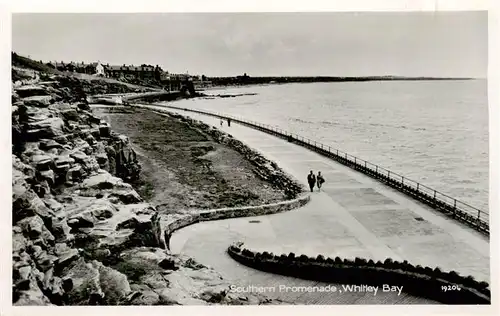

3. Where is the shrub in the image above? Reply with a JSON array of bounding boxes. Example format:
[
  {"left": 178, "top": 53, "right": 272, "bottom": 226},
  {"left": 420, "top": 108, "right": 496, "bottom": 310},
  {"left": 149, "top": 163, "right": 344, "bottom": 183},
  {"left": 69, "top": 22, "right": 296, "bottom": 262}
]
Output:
[
  {"left": 279, "top": 254, "right": 288, "bottom": 262},
  {"left": 316, "top": 255, "right": 325, "bottom": 263},
  {"left": 288, "top": 252, "right": 295, "bottom": 260},
  {"left": 367, "top": 259, "right": 375, "bottom": 266},
  {"left": 299, "top": 254, "right": 309, "bottom": 262},
  {"left": 242, "top": 249, "right": 253, "bottom": 257},
  {"left": 433, "top": 267, "right": 442, "bottom": 277},
  {"left": 424, "top": 267, "right": 433, "bottom": 275},
  {"left": 262, "top": 251, "right": 270, "bottom": 259},
  {"left": 447, "top": 270, "right": 460, "bottom": 282},
  {"left": 343, "top": 258, "right": 352, "bottom": 265},
  {"left": 326, "top": 258, "right": 335, "bottom": 264},
  {"left": 463, "top": 275, "right": 476, "bottom": 287},
  {"left": 334, "top": 257, "right": 342, "bottom": 264},
  {"left": 375, "top": 261, "right": 384, "bottom": 267},
  {"left": 406, "top": 263, "right": 416, "bottom": 272},
  {"left": 384, "top": 258, "right": 393, "bottom": 266},
  {"left": 478, "top": 281, "right": 490, "bottom": 290}
]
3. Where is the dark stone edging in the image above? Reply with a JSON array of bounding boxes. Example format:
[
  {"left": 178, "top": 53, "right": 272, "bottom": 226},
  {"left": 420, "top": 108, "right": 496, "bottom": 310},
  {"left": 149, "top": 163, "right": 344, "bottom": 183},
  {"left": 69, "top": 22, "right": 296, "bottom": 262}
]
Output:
[
  {"left": 227, "top": 244, "right": 491, "bottom": 305},
  {"left": 164, "top": 194, "right": 310, "bottom": 249}
]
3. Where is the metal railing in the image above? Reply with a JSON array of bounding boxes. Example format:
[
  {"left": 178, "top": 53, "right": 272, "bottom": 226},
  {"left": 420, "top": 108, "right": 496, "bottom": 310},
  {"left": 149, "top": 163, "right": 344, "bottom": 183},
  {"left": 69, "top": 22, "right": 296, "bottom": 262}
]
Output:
[{"left": 143, "top": 104, "right": 489, "bottom": 236}]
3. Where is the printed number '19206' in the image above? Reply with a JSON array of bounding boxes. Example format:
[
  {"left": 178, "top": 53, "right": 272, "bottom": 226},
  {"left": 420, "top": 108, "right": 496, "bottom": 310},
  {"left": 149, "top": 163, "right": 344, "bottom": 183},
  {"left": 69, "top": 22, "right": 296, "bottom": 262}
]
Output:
[{"left": 441, "top": 285, "right": 462, "bottom": 292}]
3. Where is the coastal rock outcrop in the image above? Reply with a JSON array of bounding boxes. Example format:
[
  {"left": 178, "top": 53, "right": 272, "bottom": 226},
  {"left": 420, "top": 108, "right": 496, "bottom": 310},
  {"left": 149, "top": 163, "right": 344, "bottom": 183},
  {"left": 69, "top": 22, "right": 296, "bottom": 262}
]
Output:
[{"left": 12, "top": 65, "right": 278, "bottom": 306}]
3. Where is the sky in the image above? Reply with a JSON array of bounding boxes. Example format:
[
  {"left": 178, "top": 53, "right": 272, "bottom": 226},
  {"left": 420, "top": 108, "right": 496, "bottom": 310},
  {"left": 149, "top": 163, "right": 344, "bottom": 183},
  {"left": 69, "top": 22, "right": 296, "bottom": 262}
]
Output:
[{"left": 12, "top": 12, "right": 487, "bottom": 77}]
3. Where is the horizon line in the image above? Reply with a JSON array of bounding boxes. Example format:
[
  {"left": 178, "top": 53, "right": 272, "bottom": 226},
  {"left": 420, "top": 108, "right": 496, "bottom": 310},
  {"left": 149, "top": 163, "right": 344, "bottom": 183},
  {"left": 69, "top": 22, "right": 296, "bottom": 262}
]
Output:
[{"left": 12, "top": 52, "right": 486, "bottom": 80}]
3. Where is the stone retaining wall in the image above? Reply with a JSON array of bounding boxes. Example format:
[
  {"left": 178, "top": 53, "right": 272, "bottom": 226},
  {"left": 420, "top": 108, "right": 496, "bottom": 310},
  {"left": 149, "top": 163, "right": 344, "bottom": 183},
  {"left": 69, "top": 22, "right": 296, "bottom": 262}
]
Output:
[
  {"left": 164, "top": 194, "right": 310, "bottom": 249},
  {"left": 227, "top": 244, "right": 491, "bottom": 305}
]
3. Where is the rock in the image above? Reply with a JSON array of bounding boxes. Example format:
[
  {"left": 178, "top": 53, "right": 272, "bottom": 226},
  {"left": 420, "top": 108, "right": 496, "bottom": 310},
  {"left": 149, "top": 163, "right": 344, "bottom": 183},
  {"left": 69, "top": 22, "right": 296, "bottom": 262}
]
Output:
[
  {"left": 157, "top": 288, "right": 207, "bottom": 305},
  {"left": 129, "top": 288, "right": 160, "bottom": 305},
  {"left": 95, "top": 152, "right": 109, "bottom": 168},
  {"left": 53, "top": 135, "right": 69, "bottom": 145},
  {"left": 18, "top": 216, "right": 55, "bottom": 246},
  {"left": 90, "top": 127, "right": 101, "bottom": 139},
  {"left": 70, "top": 151, "right": 99, "bottom": 174},
  {"left": 99, "top": 122, "right": 111, "bottom": 138},
  {"left": 117, "top": 134, "right": 129, "bottom": 145},
  {"left": 26, "top": 117, "right": 65, "bottom": 140},
  {"left": 67, "top": 199, "right": 118, "bottom": 229},
  {"left": 92, "top": 261, "right": 131, "bottom": 304},
  {"left": 39, "top": 139, "right": 63, "bottom": 150},
  {"left": 108, "top": 189, "right": 143, "bottom": 204},
  {"left": 54, "top": 243, "right": 80, "bottom": 270},
  {"left": 23, "top": 95, "right": 53, "bottom": 107},
  {"left": 13, "top": 226, "right": 28, "bottom": 253},
  {"left": 60, "top": 108, "right": 80, "bottom": 121},
  {"left": 53, "top": 156, "right": 75, "bottom": 180},
  {"left": 69, "top": 151, "right": 88, "bottom": 163},
  {"left": 31, "top": 154, "right": 53, "bottom": 171},
  {"left": 33, "top": 181, "right": 50, "bottom": 198},
  {"left": 77, "top": 102, "right": 91, "bottom": 111},
  {"left": 90, "top": 203, "right": 163, "bottom": 250},
  {"left": 14, "top": 274, "right": 52, "bottom": 306},
  {"left": 39, "top": 169, "right": 55, "bottom": 186},
  {"left": 12, "top": 188, "right": 56, "bottom": 223},
  {"left": 15, "top": 85, "right": 48, "bottom": 98},
  {"left": 59, "top": 257, "right": 104, "bottom": 305},
  {"left": 159, "top": 258, "right": 179, "bottom": 271},
  {"left": 30, "top": 246, "right": 57, "bottom": 272},
  {"left": 85, "top": 135, "right": 96, "bottom": 146},
  {"left": 68, "top": 164, "right": 83, "bottom": 183},
  {"left": 81, "top": 171, "right": 132, "bottom": 190},
  {"left": 13, "top": 156, "right": 36, "bottom": 186},
  {"left": 51, "top": 218, "right": 75, "bottom": 243},
  {"left": 43, "top": 198, "right": 64, "bottom": 212}
]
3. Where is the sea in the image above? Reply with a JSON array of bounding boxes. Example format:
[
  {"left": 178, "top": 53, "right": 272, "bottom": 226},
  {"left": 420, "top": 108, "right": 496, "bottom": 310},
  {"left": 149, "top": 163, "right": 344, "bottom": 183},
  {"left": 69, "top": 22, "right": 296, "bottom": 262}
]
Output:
[{"left": 169, "top": 80, "right": 489, "bottom": 212}]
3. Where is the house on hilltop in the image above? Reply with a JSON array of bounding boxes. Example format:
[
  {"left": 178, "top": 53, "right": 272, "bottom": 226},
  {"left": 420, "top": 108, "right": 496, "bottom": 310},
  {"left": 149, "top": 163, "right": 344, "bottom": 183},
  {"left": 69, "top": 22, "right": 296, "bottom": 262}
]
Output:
[
  {"left": 46, "top": 61, "right": 105, "bottom": 76},
  {"left": 103, "top": 64, "right": 163, "bottom": 81}
]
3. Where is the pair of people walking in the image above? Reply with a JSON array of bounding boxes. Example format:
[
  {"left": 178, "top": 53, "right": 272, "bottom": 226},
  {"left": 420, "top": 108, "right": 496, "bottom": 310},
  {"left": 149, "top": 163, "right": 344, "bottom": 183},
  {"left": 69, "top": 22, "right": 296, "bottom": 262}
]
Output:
[{"left": 307, "top": 170, "right": 325, "bottom": 192}]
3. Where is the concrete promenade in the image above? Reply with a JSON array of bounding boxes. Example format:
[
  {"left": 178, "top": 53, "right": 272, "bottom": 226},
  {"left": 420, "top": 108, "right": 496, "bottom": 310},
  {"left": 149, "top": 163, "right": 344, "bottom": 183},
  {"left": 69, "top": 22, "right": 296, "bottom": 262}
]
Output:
[{"left": 138, "top": 104, "right": 489, "bottom": 304}]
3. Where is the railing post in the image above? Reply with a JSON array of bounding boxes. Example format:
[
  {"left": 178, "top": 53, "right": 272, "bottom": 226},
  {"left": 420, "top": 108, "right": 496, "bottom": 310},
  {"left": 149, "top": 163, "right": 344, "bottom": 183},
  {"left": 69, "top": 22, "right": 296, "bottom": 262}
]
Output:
[
  {"left": 417, "top": 183, "right": 419, "bottom": 191},
  {"left": 376, "top": 166, "right": 378, "bottom": 173},
  {"left": 433, "top": 190, "right": 436, "bottom": 199},
  {"left": 402, "top": 176, "right": 404, "bottom": 185},
  {"left": 364, "top": 161, "right": 367, "bottom": 168},
  {"left": 388, "top": 171, "right": 390, "bottom": 179},
  {"left": 354, "top": 157, "right": 357, "bottom": 164}
]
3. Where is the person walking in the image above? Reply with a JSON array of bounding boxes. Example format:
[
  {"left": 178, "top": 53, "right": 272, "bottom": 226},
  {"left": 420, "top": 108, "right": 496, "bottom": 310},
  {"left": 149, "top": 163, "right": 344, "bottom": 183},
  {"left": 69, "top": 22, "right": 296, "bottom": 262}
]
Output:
[
  {"left": 317, "top": 171, "right": 325, "bottom": 191},
  {"left": 227, "top": 118, "right": 231, "bottom": 127},
  {"left": 307, "top": 170, "right": 316, "bottom": 192}
]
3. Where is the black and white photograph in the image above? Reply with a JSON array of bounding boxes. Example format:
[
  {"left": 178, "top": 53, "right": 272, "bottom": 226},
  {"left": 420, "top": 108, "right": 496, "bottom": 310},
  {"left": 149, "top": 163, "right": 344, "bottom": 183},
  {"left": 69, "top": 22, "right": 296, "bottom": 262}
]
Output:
[{"left": 3, "top": 1, "right": 498, "bottom": 315}]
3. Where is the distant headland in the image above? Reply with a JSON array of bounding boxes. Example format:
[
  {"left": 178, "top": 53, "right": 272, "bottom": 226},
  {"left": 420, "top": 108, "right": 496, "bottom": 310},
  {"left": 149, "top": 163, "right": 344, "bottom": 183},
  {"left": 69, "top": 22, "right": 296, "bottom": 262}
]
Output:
[{"left": 207, "top": 73, "right": 475, "bottom": 87}]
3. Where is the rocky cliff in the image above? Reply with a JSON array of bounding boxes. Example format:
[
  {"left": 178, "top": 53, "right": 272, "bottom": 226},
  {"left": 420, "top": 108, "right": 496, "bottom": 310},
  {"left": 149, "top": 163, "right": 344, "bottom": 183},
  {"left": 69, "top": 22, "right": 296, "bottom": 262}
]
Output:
[{"left": 11, "top": 66, "right": 276, "bottom": 305}]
